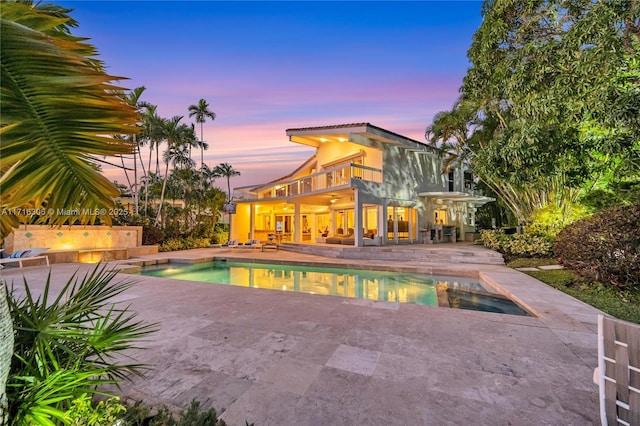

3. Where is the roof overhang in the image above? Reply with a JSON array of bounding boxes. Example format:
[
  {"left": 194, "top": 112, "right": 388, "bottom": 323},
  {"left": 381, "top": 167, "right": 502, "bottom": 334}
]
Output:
[{"left": 285, "top": 123, "right": 436, "bottom": 153}]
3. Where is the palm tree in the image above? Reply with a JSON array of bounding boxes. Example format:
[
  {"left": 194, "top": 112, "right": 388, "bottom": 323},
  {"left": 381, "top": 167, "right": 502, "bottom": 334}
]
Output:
[
  {"left": 213, "top": 162, "right": 240, "bottom": 244},
  {"left": 1, "top": 1, "right": 139, "bottom": 239},
  {"left": 187, "top": 98, "right": 216, "bottom": 171},
  {"left": 141, "top": 105, "right": 166, "bottom": 213},
  {"left": 213, "top": 162, "right": 240, "bottom": 203},
  {"left": 119, "top": 86, "right": 150, "bottom": 215},
  {"left": 155, "top": 117, "right": 196, "bottom": 225},
  {"left": 201, "top": 163, "right": 221, "bottom": 187}
]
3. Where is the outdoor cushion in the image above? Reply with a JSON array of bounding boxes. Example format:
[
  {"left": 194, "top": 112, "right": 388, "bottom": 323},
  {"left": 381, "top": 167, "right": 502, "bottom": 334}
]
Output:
[{"left": 10, "top": 250, "right": 30, "bottom": 258}]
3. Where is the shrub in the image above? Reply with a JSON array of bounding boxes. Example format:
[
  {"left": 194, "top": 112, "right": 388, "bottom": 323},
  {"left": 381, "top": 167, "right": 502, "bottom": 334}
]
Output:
[
  {"left": 64, "top": 394, "right": 126, "bottom": 425},
  {"left": 159, "top": 238, "right": 185, "bottom": 252},
  {"left": 555, "top": 204, "right": 640, "bottom": 289},
  {"left": 478, "top": 229, "right": 510, "bottom": 251},
  {"left": 478, "top": 229, "right": 554, "bottom": 258},
  {"left": 527, "top": 203, "right": 590, "bottom": 238},
  {"left": 508, "top": 233, "right": 554, "bottom": 257},
  {"left": 159, "top": 237, "right": 211, "bottom": 252},
  {"left": 143, "top": 225, "right": 165, "bottom": 246},
  {"left": 120, "top": 399, "right": 229, "bottom": 425}
]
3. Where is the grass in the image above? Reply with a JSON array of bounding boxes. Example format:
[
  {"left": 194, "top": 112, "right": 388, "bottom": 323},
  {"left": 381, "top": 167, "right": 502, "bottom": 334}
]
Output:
[{"left": 507, "top": 258, "right": 640, "bottom": 324}]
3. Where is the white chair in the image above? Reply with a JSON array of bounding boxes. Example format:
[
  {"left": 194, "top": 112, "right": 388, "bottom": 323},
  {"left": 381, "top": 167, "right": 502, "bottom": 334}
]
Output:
[{"left": 594, "top": 314, "right": 640, "bottom": 425}]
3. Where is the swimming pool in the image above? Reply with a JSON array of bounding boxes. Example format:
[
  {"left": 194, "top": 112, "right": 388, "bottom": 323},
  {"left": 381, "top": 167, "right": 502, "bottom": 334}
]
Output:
[{"left": 138, "top": 261, "right": 531, "bottom": 316}]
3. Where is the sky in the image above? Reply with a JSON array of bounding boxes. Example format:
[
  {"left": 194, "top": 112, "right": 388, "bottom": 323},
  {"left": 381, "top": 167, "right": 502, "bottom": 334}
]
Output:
[{"left": 59, "top": 1, "right": 484, "bottom": 190}]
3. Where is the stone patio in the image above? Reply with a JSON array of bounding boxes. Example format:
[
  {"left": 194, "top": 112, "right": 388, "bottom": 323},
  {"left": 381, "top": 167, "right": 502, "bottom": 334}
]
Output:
[{"left": 1, "top": 246, "right": 602, "bottom": 425}]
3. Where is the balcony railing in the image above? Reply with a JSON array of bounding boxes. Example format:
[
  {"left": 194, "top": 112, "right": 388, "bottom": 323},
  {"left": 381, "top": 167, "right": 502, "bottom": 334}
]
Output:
[{"left": 234, "top": 163, "right": 382, "bottom": 201}]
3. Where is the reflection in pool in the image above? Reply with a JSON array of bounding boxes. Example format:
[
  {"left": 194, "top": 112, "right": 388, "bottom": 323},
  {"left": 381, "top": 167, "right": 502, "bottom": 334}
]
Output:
[{"left": 138, "top": 261, "right": 531, "bottom": 316}]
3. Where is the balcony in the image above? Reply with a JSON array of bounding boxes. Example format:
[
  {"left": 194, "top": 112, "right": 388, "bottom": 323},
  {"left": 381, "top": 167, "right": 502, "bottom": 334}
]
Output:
[{"left": 234, "top": 163, "right": 382, "bottom": 201}]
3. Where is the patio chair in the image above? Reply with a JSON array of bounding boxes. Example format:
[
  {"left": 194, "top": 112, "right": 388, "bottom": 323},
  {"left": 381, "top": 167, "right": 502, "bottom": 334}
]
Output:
[
  {"left": 243, "top": 239, "right": 263, "bottom": 249},
  {"left": 225, "top": 239, "right": 240, "bottom": 248},
  {"left": 593, "top": 314, "right": 640, "bottom": 425},
  {"left": 0, "top": 248, "right": 50, "bottom": 268}
]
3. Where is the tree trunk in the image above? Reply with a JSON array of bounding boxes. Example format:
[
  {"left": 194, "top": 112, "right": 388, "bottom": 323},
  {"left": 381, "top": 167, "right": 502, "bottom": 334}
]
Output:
[
  {"left": 155, "top": 160, "right": 170, "bottom": 226},
  {"left": 0, "top": 282, "right": 13, "bottom": 426},
  {"left": 132, "top": 134, "right": 139, "bottom": 215}
]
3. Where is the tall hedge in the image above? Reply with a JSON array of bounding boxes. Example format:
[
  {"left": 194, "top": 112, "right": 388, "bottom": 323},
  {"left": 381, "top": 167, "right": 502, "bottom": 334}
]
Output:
[{"left": 555, "top": 205, "right": 640, "bottom": 289}]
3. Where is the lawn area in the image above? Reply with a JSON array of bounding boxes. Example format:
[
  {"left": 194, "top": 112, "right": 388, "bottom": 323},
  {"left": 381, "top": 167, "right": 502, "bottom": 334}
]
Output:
[{"left": 507, "top": 258, "right": 640, "bottom": 324}]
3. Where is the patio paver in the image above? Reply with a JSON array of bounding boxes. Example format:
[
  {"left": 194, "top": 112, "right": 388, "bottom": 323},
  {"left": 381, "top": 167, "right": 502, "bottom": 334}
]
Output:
[{"left": 1, "top": 245, "right": 603, "bottom": 425}]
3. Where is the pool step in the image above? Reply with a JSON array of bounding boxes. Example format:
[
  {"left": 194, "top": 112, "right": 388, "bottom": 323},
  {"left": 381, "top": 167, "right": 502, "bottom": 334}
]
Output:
[{"left": 278, "top": 243, "right": 505, "bottom": 265}]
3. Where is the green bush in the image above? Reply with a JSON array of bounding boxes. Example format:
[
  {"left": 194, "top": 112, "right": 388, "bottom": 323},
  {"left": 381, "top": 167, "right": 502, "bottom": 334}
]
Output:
[
  {"left": 159, "top": 237, "right": 211, "bottom": 252},
  {"left": 479, "top": 229, "right": 554, "bottom": 258},
  {"left": 120, "top": 399, "right": 229, "bottom": 425},
  {"left": 555, "top": 204, "right": 640, "bottom": 289},
  {"left": 527, "top": 203, "right": 590, "bottom": 238},
  {"left": 63, "top": 394, "right": 126, "bottom": 425},
  {"left": 478, "top": 229, "right": 510, "bottom": 251},
  {"left": 143, "top": 225, "right": 165, "bottom": 246}
]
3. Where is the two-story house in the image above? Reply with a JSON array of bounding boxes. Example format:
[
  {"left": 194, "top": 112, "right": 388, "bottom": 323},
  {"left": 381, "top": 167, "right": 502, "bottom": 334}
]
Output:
[{"left": 230, "top": 123, "right": 492, "bottom": 247}]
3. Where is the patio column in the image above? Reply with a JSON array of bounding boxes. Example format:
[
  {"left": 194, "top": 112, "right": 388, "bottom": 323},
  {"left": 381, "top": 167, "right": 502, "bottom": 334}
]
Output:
[
  {"left": 249, "top": 204, "right": 255, "bottom": 240},
  {"left": 354, "top": 189, "right": 362, "bottom": 247},
  {"left": 379, "top": 203, "right": 387, "bottom": 245},
  {"left": 293, "top": 202, "right": 301, "bottom": 243}
]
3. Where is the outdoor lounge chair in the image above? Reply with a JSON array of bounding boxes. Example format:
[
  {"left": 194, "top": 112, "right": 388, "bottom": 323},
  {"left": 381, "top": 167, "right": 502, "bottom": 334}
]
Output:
[
  {"left": 242, "top": 239, "right": 263, "bottom": 249},
  {"left": 225, "top": 239, "right": 241, "bottom": 248},
  {"left": 593, "top": 314, "right": 640, "bottom": 425},
  {"left": 0, "top": 248, "right": 49, "bottom": 268}
]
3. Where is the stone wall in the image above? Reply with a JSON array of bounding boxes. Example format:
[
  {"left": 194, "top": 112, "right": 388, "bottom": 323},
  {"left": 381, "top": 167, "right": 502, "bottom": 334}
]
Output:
[{"left": 4, "top": 225, "right": 143, "bottom": 252}]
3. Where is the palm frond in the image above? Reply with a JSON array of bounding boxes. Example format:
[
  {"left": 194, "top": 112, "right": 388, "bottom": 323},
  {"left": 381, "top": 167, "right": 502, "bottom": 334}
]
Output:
[
  {"left": 7, "top": 264, "right": 158, "bottom": 421},
  {"left": 1, "top": 4, "right": 140, "bottom": 238}
]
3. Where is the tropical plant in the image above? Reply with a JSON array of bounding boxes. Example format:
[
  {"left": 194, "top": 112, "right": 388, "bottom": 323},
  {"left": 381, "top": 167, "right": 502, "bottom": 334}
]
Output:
[
  {"left": 437, "top": 0, "right": 640, "bottom": 226},
  {"left": 63, "top": 394, "right": 126, "bottom": 425},
  {"left": 0, "top": 1, "right": 139, "bottom": 240},
  {"left": 213, "top": 162, "right": 241, "bottom": 202},
  {"left": 155, "top": 116, "right": 196, "bottom": 225},
  {"left": 140, "top": 106, "right": 166, "bottom": 214},
  {"left": 5, "top": 264, "right": 157, "bottom": 424},
  {"left": 118, "top": 86, "right": 151, "bottom": 215},
  {"left": 187, "top": 98, "right": 216, "bottom": 172}
]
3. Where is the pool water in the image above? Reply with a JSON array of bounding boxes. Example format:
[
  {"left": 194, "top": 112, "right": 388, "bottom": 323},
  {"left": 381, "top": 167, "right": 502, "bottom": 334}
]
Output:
[{"left": 139, "top": 261, "right": 531, "bottom": 316}]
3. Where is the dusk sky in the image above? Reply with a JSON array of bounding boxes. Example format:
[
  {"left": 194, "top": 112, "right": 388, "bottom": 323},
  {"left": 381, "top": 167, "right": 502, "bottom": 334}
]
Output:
[{"left": 60, "top": 1, "right": 484, "bottom": 190}]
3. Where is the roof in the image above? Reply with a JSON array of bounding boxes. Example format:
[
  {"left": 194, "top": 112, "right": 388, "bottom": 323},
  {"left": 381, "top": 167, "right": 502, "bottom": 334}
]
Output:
[
  {"left": 285, "top": 123, "right": 370, "bottom": 132},
  {"left": 286, "top": 122, "right": 433, "bottom": 151}
]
